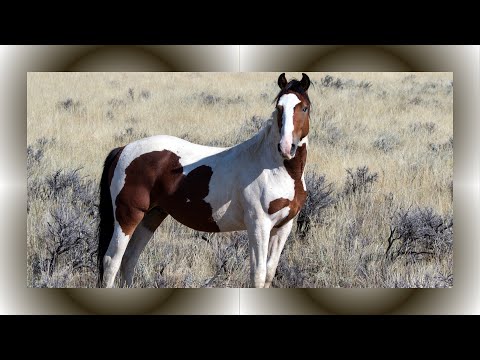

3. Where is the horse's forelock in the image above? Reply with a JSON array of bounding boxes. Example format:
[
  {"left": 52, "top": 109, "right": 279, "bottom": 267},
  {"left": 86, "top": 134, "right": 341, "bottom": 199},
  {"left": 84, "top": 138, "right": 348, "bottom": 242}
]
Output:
[{"left": 274, "top": 79, "right": 311, "bottom": 105}]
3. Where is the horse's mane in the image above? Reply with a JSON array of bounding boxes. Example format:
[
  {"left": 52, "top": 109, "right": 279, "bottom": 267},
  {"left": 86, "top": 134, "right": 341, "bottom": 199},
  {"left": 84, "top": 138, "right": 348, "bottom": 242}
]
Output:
[{"left": 245, "top": 111, "right": 276, "bottom": 155}]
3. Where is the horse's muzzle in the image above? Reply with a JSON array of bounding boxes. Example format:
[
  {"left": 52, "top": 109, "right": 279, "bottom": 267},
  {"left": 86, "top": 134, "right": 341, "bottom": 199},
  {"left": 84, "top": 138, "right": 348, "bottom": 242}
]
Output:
[{"left": 278, "top": 143, "right": 296, "bottom": 159}]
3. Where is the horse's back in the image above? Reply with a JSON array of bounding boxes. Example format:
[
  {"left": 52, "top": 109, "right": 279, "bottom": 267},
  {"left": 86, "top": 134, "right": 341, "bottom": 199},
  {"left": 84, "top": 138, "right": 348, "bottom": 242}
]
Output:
[{"left": 127, "top": 134, "right": 227, "bottom": 159}]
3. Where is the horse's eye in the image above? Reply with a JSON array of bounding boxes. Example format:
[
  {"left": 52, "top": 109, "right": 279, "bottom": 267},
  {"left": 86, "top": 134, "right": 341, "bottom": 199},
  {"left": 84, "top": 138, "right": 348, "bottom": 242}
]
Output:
[{"left": 302, "top": 107, "right": 308, "bottom": 112}]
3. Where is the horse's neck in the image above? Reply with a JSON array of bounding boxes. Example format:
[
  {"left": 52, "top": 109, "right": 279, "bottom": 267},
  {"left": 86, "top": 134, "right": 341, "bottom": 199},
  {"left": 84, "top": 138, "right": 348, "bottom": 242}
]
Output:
[{"left": 245, "top": 116, "right": 282, "bottom": 166}]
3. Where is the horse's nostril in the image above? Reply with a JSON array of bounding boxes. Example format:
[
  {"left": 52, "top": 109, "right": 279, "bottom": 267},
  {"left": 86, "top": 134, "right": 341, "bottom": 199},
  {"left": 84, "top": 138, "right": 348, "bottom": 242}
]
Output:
[{"left": 278, "top": 143, "right": 281, "bottom": 153}]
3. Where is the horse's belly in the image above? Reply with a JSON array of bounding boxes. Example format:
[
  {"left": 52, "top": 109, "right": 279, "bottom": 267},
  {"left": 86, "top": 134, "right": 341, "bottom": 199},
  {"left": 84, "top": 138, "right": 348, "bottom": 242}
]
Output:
[{"left": 161, "top": 196, "right": 245, "bottom": 233}]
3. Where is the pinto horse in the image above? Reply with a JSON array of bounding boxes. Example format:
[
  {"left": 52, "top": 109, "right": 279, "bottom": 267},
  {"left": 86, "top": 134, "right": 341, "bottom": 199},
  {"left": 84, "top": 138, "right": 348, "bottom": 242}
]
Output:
[{"left": 97, "top": 73, "right": 311, "bottom": 288}]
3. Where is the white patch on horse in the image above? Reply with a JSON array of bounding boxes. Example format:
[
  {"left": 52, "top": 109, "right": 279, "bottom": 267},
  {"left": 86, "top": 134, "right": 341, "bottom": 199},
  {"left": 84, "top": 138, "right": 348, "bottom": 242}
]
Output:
[
  {"left": 277, "top": 93, "right": 300, "bottom": 156},
  {"left": 298, "top": 136, "right": 308, "bottom": 191},
  {"left": 103, "top": 221, "right": 130, "bottom": 287},
  {"left": 298, "top": 135, "right": 308, "bottom": 147}
]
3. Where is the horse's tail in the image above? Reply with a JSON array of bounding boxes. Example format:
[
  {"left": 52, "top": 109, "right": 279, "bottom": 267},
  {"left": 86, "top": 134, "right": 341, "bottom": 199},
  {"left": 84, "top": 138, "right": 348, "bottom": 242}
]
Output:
[{"left": 97, "top": 147, "right": 123, "bottom": 287}]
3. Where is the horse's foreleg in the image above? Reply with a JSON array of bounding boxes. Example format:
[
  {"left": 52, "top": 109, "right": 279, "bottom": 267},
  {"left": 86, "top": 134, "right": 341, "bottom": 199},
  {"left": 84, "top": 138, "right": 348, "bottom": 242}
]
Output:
[
  {"left": 246, "top": 217, "right": 272, "bottom": 288},
  {"left": 264, "top": 219, "right": 294, "bottom": 288},
  {"left": 120, "top": 208, "right": 168, "bottom": 287}
]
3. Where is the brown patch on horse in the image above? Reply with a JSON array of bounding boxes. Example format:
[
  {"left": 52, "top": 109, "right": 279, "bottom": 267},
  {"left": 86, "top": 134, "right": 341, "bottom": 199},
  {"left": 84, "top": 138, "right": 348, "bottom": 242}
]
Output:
[
  {"left": 114, "top": 150, "right": 220, "bottom": 235},
  {"left": 268, "top": 144, "right": 307, "bottom": 228},
  {"left": 291, "top": 93, "right": 310, "bottom": 142},
  {"left": 268, "top": 198, "right": 290, "bottom": 214}
]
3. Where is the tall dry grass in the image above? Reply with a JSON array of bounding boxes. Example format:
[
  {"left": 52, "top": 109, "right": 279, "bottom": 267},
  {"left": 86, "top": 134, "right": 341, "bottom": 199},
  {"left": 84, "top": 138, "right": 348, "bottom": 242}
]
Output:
[{"left": 27, "top": 72, "right": 453, "bottom": 288}]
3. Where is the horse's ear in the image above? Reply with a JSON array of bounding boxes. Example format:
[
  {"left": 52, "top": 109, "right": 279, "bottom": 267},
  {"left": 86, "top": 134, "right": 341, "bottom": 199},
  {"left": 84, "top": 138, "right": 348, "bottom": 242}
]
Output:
[
  {"left": 300, "top": 73, "right": 310, "bottom": 91},
  {"left": 278, "top": 73, "right": 287, "bottom": 89}
]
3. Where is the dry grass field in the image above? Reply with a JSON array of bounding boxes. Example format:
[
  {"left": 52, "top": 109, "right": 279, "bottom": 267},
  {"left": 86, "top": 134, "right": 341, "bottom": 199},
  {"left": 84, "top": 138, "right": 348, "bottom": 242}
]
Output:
[{"left": 27, "top": 72, "right": 453, "bottom": 288}]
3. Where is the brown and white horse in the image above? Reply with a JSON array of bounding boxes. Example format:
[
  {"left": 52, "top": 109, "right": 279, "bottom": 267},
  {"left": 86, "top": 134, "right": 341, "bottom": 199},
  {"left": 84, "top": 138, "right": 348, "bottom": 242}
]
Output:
[{"left": 97, "top": 73, "right": 311, "bottom": 288}]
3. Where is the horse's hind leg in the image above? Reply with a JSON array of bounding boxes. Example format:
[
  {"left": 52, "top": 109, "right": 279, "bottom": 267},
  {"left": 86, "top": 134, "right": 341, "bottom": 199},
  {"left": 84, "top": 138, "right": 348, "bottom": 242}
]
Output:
[
  {"left": 102, "top": 204, "right": 145, "bottom": 288},
  {"left": 120, "top": 208, "right": 168, "bottom": 287},
  {"left": 264, "top": 219, "right": 293, "bottom": 288}
]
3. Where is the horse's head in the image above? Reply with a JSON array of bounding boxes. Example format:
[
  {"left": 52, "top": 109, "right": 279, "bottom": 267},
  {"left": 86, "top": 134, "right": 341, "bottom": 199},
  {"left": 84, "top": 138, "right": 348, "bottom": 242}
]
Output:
[{"left": 275, "top": 73, "right": 311, "bottom": 160}]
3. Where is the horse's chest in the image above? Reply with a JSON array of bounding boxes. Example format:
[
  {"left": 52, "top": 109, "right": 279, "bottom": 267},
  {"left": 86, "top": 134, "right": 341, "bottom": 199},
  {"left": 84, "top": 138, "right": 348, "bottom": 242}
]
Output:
[
  {"left": 267, "top": 173, "right": 306, "bottom": 227},
  {"left": 265, "top": 168, "right": 297, "bottom": 200}
]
